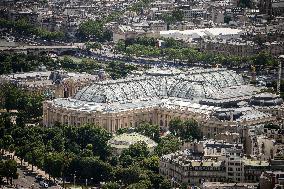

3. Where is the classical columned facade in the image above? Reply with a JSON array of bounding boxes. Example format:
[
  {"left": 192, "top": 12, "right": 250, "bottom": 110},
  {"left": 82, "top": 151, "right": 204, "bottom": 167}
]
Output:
[{"left": 43, "top": 68, "right": 283, "bottom": 134}]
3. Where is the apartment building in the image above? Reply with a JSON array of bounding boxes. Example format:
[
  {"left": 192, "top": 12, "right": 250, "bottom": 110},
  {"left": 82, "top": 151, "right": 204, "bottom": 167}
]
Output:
[
  {"left": 159, "top": 149, "right": 227, "bottom": 186},
  {"left": 160, "top": 148, "right": 270, "bottom": 186},
  {"left": 260, "top": 171, "right": 284, "bottom": 189}
]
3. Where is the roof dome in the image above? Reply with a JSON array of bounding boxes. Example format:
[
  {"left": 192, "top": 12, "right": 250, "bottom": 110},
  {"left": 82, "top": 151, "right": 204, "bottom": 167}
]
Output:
[{"left": 108, "top": 132, "right": 157, "bottom": 150}]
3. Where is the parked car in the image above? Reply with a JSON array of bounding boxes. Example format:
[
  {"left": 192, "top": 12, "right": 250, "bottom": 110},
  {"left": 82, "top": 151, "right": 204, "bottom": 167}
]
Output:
[
  {"left": 39, "top": 180, "right": 48, "bottom": 188},
  {"left": 35, "top": 175, "right": 43, "bottom": 182}
]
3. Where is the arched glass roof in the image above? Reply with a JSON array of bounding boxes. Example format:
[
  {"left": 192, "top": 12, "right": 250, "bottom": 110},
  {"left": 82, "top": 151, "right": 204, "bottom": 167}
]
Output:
[{"left": 73, "top": 69, "right": 245, "bottom": 103}]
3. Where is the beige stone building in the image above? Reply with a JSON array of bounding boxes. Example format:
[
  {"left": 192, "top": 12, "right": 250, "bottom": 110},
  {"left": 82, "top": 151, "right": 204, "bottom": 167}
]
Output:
[
  {"left": 43, "top": 68, "right": 284, "bottom": 135},
  {"left": 201, "top": 182, "right": 259, "bottom": 189},
  {"left": 0, "top": 69, "right": 105, "bottom": 99},
  {"left": 260, "top": 171, "right": 284, "bottom": 189},
  {"left": 159, "top": 147, "right": 270, "bottom": 186},
  {"left": 159, "top": 149, "right": 227, "bottom": 186},
  {"left": 201, "top": 39, "right": 257, "bottom": 57}
]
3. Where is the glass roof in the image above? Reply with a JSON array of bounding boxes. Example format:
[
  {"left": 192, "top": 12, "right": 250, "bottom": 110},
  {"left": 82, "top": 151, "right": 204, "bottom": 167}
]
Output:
[{"left": 73, "top": 69, "right": 245, "bottom": 103}]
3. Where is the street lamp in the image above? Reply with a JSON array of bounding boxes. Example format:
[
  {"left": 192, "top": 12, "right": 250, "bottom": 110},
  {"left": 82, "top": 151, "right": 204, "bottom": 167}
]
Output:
[
  {"left": 73, "top": 171, "right": 76, "bottom": 189},
  {"left": 86, "top": 178, "right": 93, "bottom": 187}
]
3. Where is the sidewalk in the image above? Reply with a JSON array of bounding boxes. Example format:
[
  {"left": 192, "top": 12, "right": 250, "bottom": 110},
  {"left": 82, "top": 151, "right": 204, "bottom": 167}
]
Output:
[
  {"left": 2, "top": 149, "right": 51, "bottom": 180},
  {"left": 1, "top": 149, "right": 64, "bottom": 189}
]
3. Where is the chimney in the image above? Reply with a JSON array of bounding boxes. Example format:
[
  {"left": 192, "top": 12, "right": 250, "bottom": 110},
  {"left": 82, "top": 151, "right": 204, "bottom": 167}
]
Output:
[
  {"left": 277, "top": 55, "right": 284, "bottom": 94},
  {"left": 230, "top": 111, "right": 234, "bottom": 122}
]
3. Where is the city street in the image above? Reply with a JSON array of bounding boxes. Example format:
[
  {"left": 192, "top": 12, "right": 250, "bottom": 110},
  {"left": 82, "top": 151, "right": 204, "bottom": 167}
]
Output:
[
  {"left": 13, "top": 168, "right": 41, "bottom": 189},
  {"left": 1, "top": 150, "right": 62, "bottom": 189}
]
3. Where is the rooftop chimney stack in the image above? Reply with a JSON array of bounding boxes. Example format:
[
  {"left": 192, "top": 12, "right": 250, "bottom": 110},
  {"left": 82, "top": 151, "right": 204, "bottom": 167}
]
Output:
[{"left": 277, "top": 55, "right": 284, "bottom": 95}]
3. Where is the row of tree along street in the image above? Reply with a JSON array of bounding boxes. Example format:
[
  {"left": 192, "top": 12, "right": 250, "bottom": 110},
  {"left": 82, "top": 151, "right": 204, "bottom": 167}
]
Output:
[
  {"left": 0, "top": 158, "right": 18, "bottom": 186},
  {"left": 0, "top": 53, "right": 138, "bottom": 79},
  {"left": 0, "top": 117, "right": 201, "bottom": 188},
  {"left": 0, "top": 16, "right": 115, "bottom": 43},
  {"left": 0, "top": 82, "right": 203, "bottom": 188},
  {"left": 113, "top": 37, "right": 279, "bottom": 70}
]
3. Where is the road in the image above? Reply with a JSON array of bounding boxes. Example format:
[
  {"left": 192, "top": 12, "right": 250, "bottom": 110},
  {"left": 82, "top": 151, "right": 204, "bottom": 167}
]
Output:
[
  {"left": 13, "top": 168, "right": 41, "bottom": 189},
  {"left": 1, "top": 150, "right": 62, "bottom": 189}
]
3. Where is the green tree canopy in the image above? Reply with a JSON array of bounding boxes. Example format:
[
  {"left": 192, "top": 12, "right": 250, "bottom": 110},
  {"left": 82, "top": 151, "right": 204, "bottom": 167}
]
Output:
[
  {"left": 155, "top": 135, "right": 181, "bottom": 156},
  {"left": 77, "top": 20, "right": 112, "bottom": 42},
  {"left": 169, "top": 118, "right": 203, "bottom": 141},
  {"left": 135, "top": 123, "right": 160, "bottom": 142}
]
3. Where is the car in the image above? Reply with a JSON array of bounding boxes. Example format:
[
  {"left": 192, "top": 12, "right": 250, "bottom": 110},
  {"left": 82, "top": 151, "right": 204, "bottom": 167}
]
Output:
[
  {"left": 39, "top": 181, "right": 48, "bottom": 188},
  {"left": 35, "top": 175, "right": 43, "bottom": 182}
]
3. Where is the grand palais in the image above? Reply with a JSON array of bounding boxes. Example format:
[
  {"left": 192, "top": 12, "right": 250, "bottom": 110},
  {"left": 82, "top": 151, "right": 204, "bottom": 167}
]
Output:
[{"left": 43, "top": 67, "right": 284, "bottom": 137}]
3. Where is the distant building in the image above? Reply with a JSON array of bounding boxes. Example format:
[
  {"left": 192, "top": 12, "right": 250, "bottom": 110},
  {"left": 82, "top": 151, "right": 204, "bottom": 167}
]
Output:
[
  {"left": 0, "top": 69, "right": 103, "bottom": 99},
  {"left": 159, "top": 149, "right": 227, "bottom": 186},
  {"left": 201, "top": 182, "right": 259, "bottom": 189},
  {"left": 160, "top": 147, "right": 270, "bottom": 186},
  {"left": 43, "top": 68, "right": 284, "bottom": 134},
  {"left": 112, "top": 25, "right": 158, "bottom": 43},
  {"left": 260, "top": 171, "right": 284, "bottom": 189},
  {"left": 201, "top": 39, "right": 258, "bottom": 57},
  {"left": 182, "top": 139, "right": 243, "bottom": 160},
  {"left": 272, "top": 0, "right": 284, "bottom": 16},
  {"left": 182, "top": 9, "right": 208, "bottom": 21},
  {"left": 160, "top": 28, "right": 244, "bottom": 43},
  {"left": 148, "top": 20, "right": 167, "bottom": 31}
]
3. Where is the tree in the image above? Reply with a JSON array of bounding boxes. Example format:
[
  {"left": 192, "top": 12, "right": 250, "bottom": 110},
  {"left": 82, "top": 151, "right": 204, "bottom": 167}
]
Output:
[
  {"left": 163, "top": 37, "right": 184, "bottom": 48},
  {"left": 224, "top": 15, "right": 232, "bottom": 24},
  {"left": 78, "top": 157, "right": 113, "bottom": 182},
  {"left": 102, "top": 182, "right": 120, "bottom": 189},
  {"left": 238, "top": 0, "right": 252, "bottom": 8},
  {"left": 155, "top": 135, "right": 181, "bottom": 156},
  {"left": 120, "top": 142, "right": 150, "bottom": 162},
  {"left": 115, "top": 165, "right": 143, "bottom": 185},
  {"left": 159, "top": 178, "right": 171, "bottom": 189},
  {"left": 142, "top": 155, "right": 159, "bottom": 173},
  {"left": 183, "top": 119, "right": 203, "bottom": 141},
  {"left": 115, "top": 40, "right": 126, "bottom": 52},
  {"left": 127, "top": 179, "right": 152, "bottom": 189},
  {"left": 77, "top": 20, "right": 112, "bottom": 42},
  {"left": 27, "top": 148, "right": 43, "bottom": 171},
  {"left": 44, "top": 152, "right": 64, "bottom": 181},
  {"left": 148, "top": 173, "right": 171, "bottom": 189},
  {"left": 77, "top": 124, "right": 112, "bottom": 159},
  {"left": 116, "top": 127, "right": 129, "bottom": 135},
  {"left": 85, "top": 42, "right": 102, "bottom": 51},
  {"left": 161, "top": 10, "right": 184, "bottom": 24},
  {"left": 253, "top": 51, "right": 278, "bottom": 68},
  {"left": 2, "top": 160, "right": 18, "bottom": 185},
  {"left": 135, "top": 123, "right": 160, "bottom": 142},
  {"left": 172, "top": 10, "right": 184, "bottom": 22},
  {"left": 180, "top": 183, "right": 188, "bottom": 189},
  {"left": 169, "top": 118, "right": 184, "bottom": 137},
  {"left": 2, "top": 84, "right": 19, "bottom": 112},
  {"left": 169, "top": 118, "right": 203, "bottom": 141},
  {"left": 52, "top": 134, "right": 65, "bottom": 152}
]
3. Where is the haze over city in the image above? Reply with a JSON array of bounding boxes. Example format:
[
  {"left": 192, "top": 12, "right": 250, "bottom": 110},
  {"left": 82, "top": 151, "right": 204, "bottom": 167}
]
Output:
[{"left": 0, "top": 0, "right": 283, "bottom": 188}]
